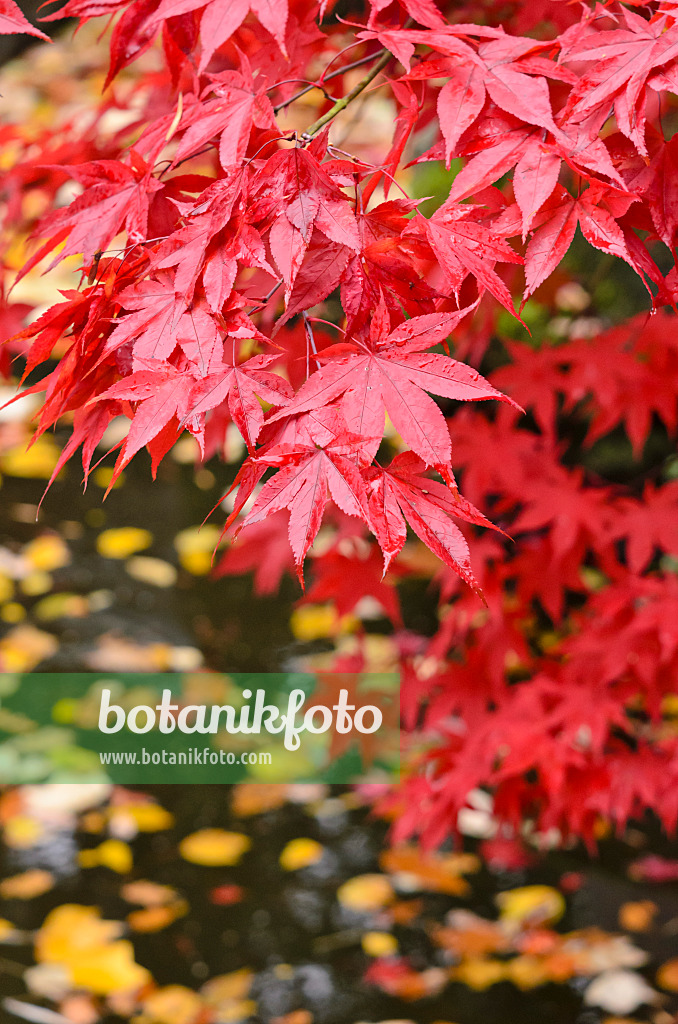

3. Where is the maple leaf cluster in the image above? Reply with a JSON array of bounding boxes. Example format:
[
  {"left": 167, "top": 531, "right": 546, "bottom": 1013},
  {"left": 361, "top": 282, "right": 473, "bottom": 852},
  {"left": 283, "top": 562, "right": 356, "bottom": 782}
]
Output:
[{"left": 3, "top": 0, "right": 678, "bottom": 845}]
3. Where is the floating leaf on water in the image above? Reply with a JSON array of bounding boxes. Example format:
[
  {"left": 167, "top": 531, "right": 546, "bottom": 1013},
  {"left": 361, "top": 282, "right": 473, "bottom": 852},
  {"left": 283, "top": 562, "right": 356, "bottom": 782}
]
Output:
[
  {"left": 179, "top": 828, "right": 251, "bottom": 866},
  {"left": 362, "top": 931, "right": 399, "bottom": 957},
  {"left": 496, "top": 885, "right": 565, "bottom": 928},
  {"left": 121, "top": 881, "right": 180, "bottom": 906},
  {"left": 173, "top": 525, "right": 221, "bottom": 575},
  {"left": 96, "top": 527, "right": 153, "bottom": 560},
  {"left": 337, "top": 874, "right": 395, "bottom": 913},
  {"left": 452, "top": 958, "right": 506, "bottom": 991},
  {"left": 35, "top": 905, "right": 151, "bottom": 996},
  {"left": 279, "top": 838, "right": 325, "bottom": 871},
  {"left": 0, "top": 869, "right": 54, "bottom": 900},
  {"left": 0, "top": 435, "right": 61, "bottom": 479},
  {"left": 0, "top": 625, "right": 58, "bottom": 672},
  {"left": 127, "top": 902, "right": 188, "bottom": 933},
  {"left": 126, "top": 556, "right": 178, "bottom": 588},
  {"left": 562, "top": 931, "right": 648, "bottom": 972},
  {"left": 433, "top": 911, "right": 508, "bottom": 958},
  {"left": 504, "top": 953, "right": 552, "bottom": 990},
  {"left": 33, "top": 593, "right": 89, "bottom": 621},
  {"left": 201, "top": 968, "right": 253, "bottom": 1006},
  {"left": 618, "top": 901, "right": 658, "bottom": 932},
  {"left": 231, "top": 782, "right": 292, "bottom": 815},
  {"left": 583, "top": 970, "right": 658, "bottom": 1014},
  {"left": 2, "top": 813, "right": 45, "bottom": 849},
  {"left": 78, "top": 839, "right": 133, "bottom": 874},
  {"left": 24, "top": 535, "right": 70, "bottom": 572},
  {"left": 138, "top": 985, "right": 203, "bottom": 1024},
  {"left": 109, "top": 802, "right": 174, "bottom": 833},
  {"left": 656, "top": 957, "right": 678, "bottom": 992},
  {"left": 210, "top": 884, "right": 244, "bottom": 906},
  {"left": 380, "top": 847, "right": 479, "bottom": 896}
]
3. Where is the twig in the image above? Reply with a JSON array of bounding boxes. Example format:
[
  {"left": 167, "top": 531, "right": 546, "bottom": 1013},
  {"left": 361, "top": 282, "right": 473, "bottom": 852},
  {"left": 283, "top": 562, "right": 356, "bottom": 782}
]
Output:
[
  {"left": 273, "top": 49, "right": 384, "bottom": 114},
  {"left": 299, "top": 48, "right": 393, "bottom": 140}
]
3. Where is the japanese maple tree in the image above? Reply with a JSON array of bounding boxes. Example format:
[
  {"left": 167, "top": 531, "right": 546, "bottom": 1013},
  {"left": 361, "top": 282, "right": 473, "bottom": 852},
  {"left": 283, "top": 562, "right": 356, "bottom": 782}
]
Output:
[{"left": 3, "top": 0, "right": 678, "bottom": 847}]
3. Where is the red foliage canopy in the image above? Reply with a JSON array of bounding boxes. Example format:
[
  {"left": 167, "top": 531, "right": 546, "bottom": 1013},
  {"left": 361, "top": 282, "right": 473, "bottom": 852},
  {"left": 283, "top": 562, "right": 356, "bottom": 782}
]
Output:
[{"left": 3, "top": 0, "right": 678, "bottom": 846}]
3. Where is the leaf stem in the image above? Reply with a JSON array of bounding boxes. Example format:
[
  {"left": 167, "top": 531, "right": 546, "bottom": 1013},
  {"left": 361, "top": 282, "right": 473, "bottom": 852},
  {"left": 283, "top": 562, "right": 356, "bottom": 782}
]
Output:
[{"left": 299, "top": 48, "right": 393, "bottom": 139}]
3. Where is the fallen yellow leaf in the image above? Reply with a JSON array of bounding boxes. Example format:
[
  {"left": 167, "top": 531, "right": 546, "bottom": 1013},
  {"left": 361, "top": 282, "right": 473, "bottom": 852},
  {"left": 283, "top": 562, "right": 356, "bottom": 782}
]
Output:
[
  {"left": 79, "top": 839, "right": 133, "bottom": 874},
  {"left": 179, "top": 829, "right": 251, "bottom": 866},
  {"left": 361, "top": 931, "right": 398, "bottom": 956},
  {"left": 279, "top": 838, "right": 324, "bottom": 871},
  {"left": 139, "top": 985, "right": 203, "bottom": 1024},
  {"left": 24, "top": 534, "right": 70, "bottom": 571},
  {"left": 96, "top": 527, "right": 153, "bottom": 559},
  {"left": 36, "top": 905, "right": 151, "bottom": 996},
  {"left": 453, "top": 958, "right": 506, "bottom": 990},
  {"left": 202, "top": 968, "right": 253, "bottom": 1006},
  {"left": 337, "top": 874, "right": 394, "bottom": 912},
  {"left": 496, "top": 885, "right": 565, "bottom": 928},
  {"left": 109, "top": 802, "right": 175, "bottom": 832}
]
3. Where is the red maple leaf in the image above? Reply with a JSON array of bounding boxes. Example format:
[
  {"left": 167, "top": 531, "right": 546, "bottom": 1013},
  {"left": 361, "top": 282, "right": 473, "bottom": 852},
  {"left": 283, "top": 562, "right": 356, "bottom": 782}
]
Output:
[
  {"left": 235, "top": 410, "right": 374, "bottom": 582},
  {"left": 267, "top": 306, "right": 514, "bottom": 466},
  {"left": 0, "top": 0, "right": 49, "bottom": 36}
]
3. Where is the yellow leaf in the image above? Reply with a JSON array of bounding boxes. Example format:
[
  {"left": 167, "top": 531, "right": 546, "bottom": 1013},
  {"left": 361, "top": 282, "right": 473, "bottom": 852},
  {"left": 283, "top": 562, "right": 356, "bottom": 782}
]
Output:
[
  {"left": 140, "top": 986, "right": 204, "bottom": 1024},
  {"left": 174, "top": 525, "right": 221, "bottom": 574},
  {"left": 0, "top": 869, "right": 54, "bottom": 900},
  {"left": 1, "top": 603, "right": 25, "bottom": 624},
  {"left": 0, "top": 435, "right": 61, "bottom": 479},
  {"left": 279, "top": 838, "right": 324, "bottom": 871},
  {"left": 19, "top": 571, "right": 52, "bottom": 596},
  {"left": 505, "top": 954, "right": 551, "bottom": 990},
  {"left": 290, "top": 604, "right": 360, "bottom": 640},
  {"left": 78, "top": 839, "right": 133, "bottom": 874},
  {"left": 496, "top": 885, "right": 565, "bottom": 928},
  {"left": 0, "top": 918, "right": 17, "bottom": 941},
  {"left": 657, "top": 957, "right": 678, "bottom": 992},
  {"left": 337, "top": 874, "right": 394, "bottom": 912},
  {"left": 201, "top": 968, "right": 253, "bottom": 1006},
  {"left": 3, "top": 813, "right": 44, "bottom": 848},
  {"left": 179, "top": 829, "right": 251, "bottom": 866},
  {"left": 96, "top": 527, "right": 153, "bottom": 559},
  {"left": 0, "top": 625, "right": 58, "bottom": 671},
  {"left": 36, "top": 905, "right": 151, "bottom": 996},
  {"left": 362, "top": 931, "right": 399, "bottom": 956},
  {"left": 452, "top": 958, "right": 506, "bottom": 990},
  {"left": 126, "top": 556, "right": 178, "bottom": 588},
  {"left": 110, "top": 802, "right": 175, "bottom": 832},
  {"left": 0, "top": 573, "right": 15, "bottom": 603},
  {"left": 24, "top": 534, "right": 70, "bottom": 571},
  {"left": 34, "top": 592, "right": 89, "bottom": 621},
  {"left": 92, "top": 467, "right": 125, "bottom": 489}
]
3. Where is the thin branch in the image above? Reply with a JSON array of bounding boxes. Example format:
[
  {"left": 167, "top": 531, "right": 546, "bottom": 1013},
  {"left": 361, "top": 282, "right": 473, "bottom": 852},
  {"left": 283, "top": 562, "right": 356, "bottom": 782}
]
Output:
[
  {"left": 299, "top": 48, "right": 393, "bottom": 140},
  {"left": 273, "top": 48, "right": 386, "bottom": 115}
]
